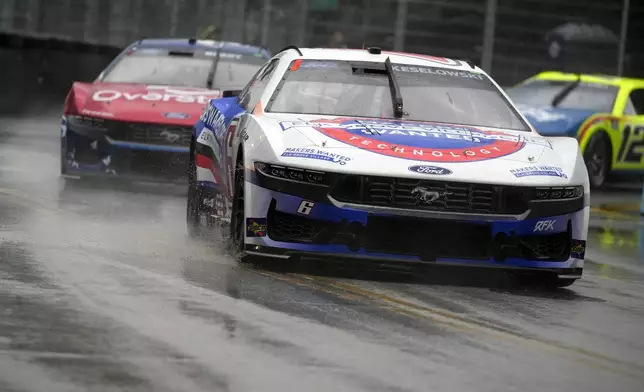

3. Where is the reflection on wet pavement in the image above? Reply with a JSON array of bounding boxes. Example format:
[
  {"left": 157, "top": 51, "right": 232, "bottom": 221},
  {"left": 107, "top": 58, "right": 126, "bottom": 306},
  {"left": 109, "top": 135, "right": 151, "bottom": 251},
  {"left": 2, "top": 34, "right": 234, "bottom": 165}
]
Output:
[{"left": 1, "top": 113, "right": 644, "bottom": 391}]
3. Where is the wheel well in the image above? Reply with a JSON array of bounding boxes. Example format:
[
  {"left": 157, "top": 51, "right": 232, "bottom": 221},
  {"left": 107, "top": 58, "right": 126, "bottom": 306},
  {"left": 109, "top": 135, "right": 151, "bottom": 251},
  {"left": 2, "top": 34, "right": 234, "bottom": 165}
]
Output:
[{"left": 587, "top": 129, "right": 613, "bottom": 171}]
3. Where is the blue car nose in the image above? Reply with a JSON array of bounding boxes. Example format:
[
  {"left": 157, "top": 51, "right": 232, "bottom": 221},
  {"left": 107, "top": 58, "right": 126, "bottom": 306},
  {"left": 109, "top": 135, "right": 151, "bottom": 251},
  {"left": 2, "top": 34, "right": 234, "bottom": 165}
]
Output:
[{"left": 517, "top": 106, "right": 596, "bottom": 137}]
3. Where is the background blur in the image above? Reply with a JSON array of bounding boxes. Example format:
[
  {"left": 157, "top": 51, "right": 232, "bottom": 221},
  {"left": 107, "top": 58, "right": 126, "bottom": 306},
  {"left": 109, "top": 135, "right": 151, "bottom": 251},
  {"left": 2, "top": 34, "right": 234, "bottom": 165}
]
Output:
[{"left": 1, "top": 0, "right": 642, "bottom": 114}]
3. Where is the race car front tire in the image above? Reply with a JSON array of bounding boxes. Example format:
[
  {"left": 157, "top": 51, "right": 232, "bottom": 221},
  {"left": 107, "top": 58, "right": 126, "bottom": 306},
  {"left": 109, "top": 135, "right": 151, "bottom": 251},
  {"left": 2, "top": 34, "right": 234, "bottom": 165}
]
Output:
[
  {"left": 584, "top": 132, "right": 610, "bottom": 189},
  {"left": 229, "top": 151, "right": 256, "bottom": 264}
]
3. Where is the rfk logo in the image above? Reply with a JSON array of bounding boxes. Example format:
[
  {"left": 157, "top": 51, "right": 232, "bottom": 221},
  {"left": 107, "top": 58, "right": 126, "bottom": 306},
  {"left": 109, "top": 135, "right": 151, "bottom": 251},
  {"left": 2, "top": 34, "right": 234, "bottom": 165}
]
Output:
[{"left": 534, "top": 220, "right": 556, "bottom": 232}]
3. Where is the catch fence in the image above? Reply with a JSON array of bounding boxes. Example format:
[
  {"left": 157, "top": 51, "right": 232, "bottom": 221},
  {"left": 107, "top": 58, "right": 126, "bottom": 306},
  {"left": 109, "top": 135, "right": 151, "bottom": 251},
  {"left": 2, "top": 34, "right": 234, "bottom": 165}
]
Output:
[{"left": 1, "top": 0, "right": 642, "bottom": 84}]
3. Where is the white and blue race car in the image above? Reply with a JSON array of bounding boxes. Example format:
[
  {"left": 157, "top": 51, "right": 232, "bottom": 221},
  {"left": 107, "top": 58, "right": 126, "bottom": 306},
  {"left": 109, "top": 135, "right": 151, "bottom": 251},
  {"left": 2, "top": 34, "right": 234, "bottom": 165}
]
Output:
[{"left": 187, "top": 46, "right": 590, "bottom": 287}]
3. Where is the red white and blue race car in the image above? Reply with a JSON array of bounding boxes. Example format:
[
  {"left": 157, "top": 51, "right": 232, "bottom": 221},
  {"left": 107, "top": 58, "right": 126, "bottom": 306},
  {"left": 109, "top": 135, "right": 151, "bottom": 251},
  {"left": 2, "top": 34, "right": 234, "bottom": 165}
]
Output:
[
  {"left": 189, "top": 46, "right": 590, "bottom": 287},
  {"left": 61, "top": 38, "right": 270, "bottom": 181}
]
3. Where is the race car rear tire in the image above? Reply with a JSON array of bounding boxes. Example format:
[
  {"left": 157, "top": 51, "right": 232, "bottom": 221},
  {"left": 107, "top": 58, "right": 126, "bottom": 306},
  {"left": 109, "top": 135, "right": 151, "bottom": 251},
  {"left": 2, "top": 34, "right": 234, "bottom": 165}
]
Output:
[
  {"left": 186, "top": 156, "right": 204, "bottom": 238},
  {"left": 584, "top": 132, "right": 610, "bottom": 189}
]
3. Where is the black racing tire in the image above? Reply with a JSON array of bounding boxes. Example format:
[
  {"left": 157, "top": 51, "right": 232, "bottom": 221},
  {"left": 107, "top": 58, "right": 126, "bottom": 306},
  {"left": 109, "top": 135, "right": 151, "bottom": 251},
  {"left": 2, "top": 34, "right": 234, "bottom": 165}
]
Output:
[
  {"left": 229, "top": 150, "right": 257, "bottom": 264},
  {"left": 230, "top": 152, "right": 246, "bottom": 257},
  {"left": 60, "top": 138, "right": 68, "bottom": 175},
  {"left": 583, "top": 132, "right": 610, "bottom": 189},
  {"left": 186, "top": 153, "right": 203, "bottom": 238}
]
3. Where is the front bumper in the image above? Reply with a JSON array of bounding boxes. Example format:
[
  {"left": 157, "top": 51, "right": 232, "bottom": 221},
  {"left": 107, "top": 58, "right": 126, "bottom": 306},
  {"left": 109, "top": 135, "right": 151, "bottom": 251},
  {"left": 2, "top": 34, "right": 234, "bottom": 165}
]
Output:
[
  {"left": 241, "top": 169, "right": 588, "bottom": 278},
  {"left": 61, "top": 117, "right": 191, "bottom": 182}
]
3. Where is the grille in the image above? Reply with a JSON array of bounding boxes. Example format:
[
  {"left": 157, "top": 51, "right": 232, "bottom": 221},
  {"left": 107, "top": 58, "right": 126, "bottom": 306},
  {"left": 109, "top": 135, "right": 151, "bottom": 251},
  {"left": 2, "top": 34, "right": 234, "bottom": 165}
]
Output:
[
  {"left": 106, "top": 121, "right": 192, "bottom": 146},
  {"left": 365, "top": 215, "right": 492, "bottom": 259},
  {"left": 331, "top": 175, "right": 530, "bottom": 215}
]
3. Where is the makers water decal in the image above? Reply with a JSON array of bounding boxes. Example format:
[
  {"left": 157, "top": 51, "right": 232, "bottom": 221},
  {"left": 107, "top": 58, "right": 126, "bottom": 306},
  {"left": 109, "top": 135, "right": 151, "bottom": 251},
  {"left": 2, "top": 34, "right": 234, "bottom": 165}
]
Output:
[
  {"left": 571, "top": 239, "right": 586, "bottom": 259},
  {"left": 408, "top": 165, "right": 452, "bottom": 175},
  {"left": 246, "top": 218, "right": 267, "bottom": 237},
  {"left": 280, "top": 118, "right": 549, "bottom": 163},
  {"left": 281, "top": 147, "right": 351, "bottom": 165},
  {"left": 510, "top": 165, "right": 568, "bottom": 179}
]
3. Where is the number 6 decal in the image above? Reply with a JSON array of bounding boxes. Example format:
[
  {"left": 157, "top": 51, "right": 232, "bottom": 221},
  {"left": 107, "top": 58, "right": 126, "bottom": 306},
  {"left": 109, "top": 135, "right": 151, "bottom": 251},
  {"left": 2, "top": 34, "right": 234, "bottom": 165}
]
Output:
[{"left": 297, "top": 200, "right": 315, "bottom": 215}]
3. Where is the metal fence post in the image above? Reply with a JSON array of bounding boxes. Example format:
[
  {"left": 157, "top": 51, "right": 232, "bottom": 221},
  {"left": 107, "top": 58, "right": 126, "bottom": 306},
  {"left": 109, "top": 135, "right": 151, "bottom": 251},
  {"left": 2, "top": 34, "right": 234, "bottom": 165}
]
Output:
[
  {"left": 0, "top": 0, "right": 15, "bottom": 32},
  {"left": 260, "top": 0, "right": 272, "bottom": 48},
  {"left": 393, "top": 0, "right": 408, "bottom": 51},
  {"left": 297, "top": 0, "right": 309, "bottom": 47},
  {"left": 481, "top": 0, "right": 498, "bottom": 73},
  {"left": 169, "top": 0, "right": 180, "bottom": 37},
  {"left": 617, "top": 0, "right": 630, "bottom": 76},
  {"left": 26, "top": 0, "right": 40, "bottom": 34},
  {"left": 640, "top": 178, "right": 644, "bottom": 216}
]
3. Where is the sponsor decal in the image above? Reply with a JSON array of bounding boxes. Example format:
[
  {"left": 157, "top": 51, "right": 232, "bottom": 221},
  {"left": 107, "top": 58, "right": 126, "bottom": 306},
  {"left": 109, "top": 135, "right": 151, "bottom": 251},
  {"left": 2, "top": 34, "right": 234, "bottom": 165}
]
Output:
[
  {"left": 571, "top": 239, "right": 586, "bottom": 259},
  {"left": 618, "top": 124, "right": 644, "bottom": 164},
  {"left": 411, "top": 187, "right": 452, "bottom": 204},
  {"left": 297, "top": 201, "right": 315, "bottom": 215},
  {"left": 510, "top": 165, "right": 568, "bottom": 179},
  {"left": 92, "top": 86, "right": 220, "bottom": 104},
  {"left": 200, "top": 105, "right": 227, "bottom": 138},
  {"left": 385, "top": 52, "right": 461, "bottom": 67},
  {"left": 300, "top": 61, "right": 339, "bottom": 68},
  {"left": 81, "top": 108, "right": 114, "bottom": 118},
  {"left": 534, "top": 220, "right": 556, "bottom": 232},
  {"left": 392, "top": 65, "right": 484, "bottom": 80},
  {"left": 163, "top": 112, "right": 191, "bottom": 120},
  {"left": 280, "top": 118, "right": 548, "bottom": 163},
  {"left": 408, "top": 165, "right": 452, "bottom": 175},
  {"left": 246, "top": 218, "right": 267, "bottom": 237},
  {"left": 205, "top": 51, "right": 243, "bottom": 59},
  {"left": 281, "top": 147, "right": 351, "bottom": 165}
]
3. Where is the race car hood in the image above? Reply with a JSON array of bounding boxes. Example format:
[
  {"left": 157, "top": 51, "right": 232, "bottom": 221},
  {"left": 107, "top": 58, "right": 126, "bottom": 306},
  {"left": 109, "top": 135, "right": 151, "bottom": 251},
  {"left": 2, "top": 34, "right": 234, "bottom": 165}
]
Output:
[
  {"left": 515, "top": 104, "right": 597, "bottom": 137},
  {"left": 259, "top": 113, "right": 552, "bottom": 165},
  {"left": 68, "top": 82, "right": 222, "bottom": 124},
  {"left": 253, "top": 113, "right": 584, "bottom": 186}
]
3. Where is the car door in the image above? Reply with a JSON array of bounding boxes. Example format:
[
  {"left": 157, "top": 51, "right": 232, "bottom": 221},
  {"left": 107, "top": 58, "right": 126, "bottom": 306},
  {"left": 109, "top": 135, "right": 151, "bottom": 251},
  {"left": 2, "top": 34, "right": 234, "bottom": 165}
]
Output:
[{"left": 615, "top": 87, "right": 644, "bottom": 171}]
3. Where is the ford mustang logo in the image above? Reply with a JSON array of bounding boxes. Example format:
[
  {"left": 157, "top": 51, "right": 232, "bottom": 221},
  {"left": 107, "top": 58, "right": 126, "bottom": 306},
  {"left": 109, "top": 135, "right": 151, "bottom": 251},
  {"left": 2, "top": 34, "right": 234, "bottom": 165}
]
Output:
[
  {"left": 160, "top": 130, "right": 181, "bottom": 143},
  {"left": 411, "top": 187, "right": 452, "bottom": 204},
  {"left": 408, "top": 165, "right": 452, "bottom": 175}
]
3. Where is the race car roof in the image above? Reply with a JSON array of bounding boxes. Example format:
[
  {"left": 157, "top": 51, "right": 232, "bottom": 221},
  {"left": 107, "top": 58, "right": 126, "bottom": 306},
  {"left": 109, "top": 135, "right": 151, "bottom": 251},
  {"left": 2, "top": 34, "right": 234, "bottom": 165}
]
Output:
[
  {"left": 130, "top": 38, "right": 271, "bottom": 58},
  {"left": 286, "top": 48, "right": 481, "bottom": 73}
]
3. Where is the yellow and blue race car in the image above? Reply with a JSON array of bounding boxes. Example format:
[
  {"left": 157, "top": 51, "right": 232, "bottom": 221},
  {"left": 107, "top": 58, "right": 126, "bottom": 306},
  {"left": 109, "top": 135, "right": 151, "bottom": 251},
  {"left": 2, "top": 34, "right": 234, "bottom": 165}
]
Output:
[{"left": 506, "top": 72, "right": 644, "bottom": 188}]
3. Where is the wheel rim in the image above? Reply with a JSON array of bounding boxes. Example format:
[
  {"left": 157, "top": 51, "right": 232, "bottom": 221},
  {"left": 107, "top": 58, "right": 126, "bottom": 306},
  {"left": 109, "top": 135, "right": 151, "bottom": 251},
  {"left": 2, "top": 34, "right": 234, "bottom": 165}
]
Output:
[{"left": 586, "top": 139, "right": 607, "bottom": 185}]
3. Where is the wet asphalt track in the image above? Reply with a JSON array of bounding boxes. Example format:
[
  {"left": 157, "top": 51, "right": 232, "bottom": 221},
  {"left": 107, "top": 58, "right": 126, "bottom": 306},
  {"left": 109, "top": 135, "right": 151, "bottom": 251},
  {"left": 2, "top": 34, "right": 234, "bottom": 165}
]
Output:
[{"left": 1, "top": 112, "right": 644, "bottom": 392}]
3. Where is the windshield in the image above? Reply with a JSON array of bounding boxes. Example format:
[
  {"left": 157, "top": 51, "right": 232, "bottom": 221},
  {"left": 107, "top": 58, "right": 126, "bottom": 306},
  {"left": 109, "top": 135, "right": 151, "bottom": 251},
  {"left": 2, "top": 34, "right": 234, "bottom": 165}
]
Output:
[
  {"left": 266, "top": 60, "right": 529, "bottom": 131},
  {"left": 506, "top": 79, "right": 618, "bottom": 112},
  {"left": 101, "top": 48, "right": 267, "bottom": 89}
]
